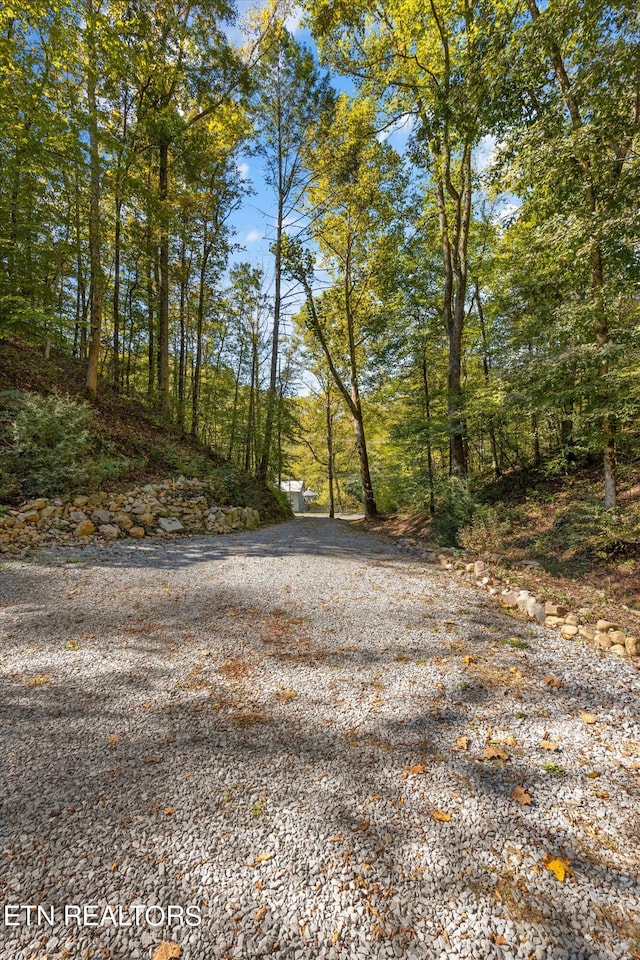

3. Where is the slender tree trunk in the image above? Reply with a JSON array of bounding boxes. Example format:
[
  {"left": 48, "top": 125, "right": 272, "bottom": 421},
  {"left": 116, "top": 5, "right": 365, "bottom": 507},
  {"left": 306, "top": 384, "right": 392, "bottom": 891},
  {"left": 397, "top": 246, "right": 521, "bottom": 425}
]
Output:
[
  {"left": 85, "top": 0, "right": 103, "bottom": 396},
  {"left": 157, "top": 136, "right": 170, "bottom": 415},
  {"left": 228, "top": 340, "right": 245, "bottom": 462},
  {"left": 475, "top": 281, "right": 501, "bottom": 477},
  {"left": 113, "top": 195, "right": 122, "bottom": 390},
  {"left": 192, "top": 232, "right": 210, "bottom": 438},
  {"left": 421, "top": 349, "right": 436, "bottom": 516},
  {"left": 147, "top": 246, "right": 155, "bottom": 402},
  {"left": 258, "top": 195, "right": 283, "bottom": 482},
  {"left": 326, "top": 385, "right": 335, "bottom": 519},
  {"left": 177, "top": 237, "right": 188, "bottom": 431}
]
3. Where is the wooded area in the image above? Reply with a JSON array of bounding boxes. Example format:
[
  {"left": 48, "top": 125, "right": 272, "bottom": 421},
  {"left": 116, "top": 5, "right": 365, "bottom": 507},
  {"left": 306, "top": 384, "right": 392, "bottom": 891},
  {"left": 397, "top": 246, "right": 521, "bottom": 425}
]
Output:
[{"left": 1, "top": 0, "right": 638, "bottom": 528}]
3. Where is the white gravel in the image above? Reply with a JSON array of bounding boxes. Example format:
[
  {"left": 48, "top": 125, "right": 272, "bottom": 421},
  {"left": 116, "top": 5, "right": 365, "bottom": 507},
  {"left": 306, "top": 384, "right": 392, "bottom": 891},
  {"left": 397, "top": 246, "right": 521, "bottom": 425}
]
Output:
[{"left": 1, "top": 517, "right": 639, "bottom": 960}]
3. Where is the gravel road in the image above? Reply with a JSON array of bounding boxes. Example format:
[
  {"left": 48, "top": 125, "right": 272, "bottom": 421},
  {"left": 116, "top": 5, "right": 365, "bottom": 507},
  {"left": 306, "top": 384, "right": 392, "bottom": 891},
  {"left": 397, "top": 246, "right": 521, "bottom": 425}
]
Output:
[{"left": 1, "top": 517, "right": 639, "bottom": 960}]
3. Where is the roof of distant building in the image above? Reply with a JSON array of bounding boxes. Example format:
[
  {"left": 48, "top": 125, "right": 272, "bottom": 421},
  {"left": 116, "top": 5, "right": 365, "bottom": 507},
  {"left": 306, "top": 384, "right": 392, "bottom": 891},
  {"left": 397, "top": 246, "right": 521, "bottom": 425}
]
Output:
[{"left": 280, "top": 480, "right": 304, "bottom": 493}]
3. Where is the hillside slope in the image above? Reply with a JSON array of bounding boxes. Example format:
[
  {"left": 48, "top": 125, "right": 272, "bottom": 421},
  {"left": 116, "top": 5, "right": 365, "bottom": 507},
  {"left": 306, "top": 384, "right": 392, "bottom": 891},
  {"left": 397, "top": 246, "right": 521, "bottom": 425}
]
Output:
[{"left": 0, "top": 337, "right": 290, "bottom": 523}]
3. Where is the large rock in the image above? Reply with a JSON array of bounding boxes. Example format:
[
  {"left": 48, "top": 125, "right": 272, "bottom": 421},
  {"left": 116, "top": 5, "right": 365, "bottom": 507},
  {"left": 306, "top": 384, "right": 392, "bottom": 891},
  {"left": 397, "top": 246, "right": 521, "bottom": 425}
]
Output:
[
  {"left": 545, "top": 603, "right": 568, "bottom": 617},
  {"left": 158, "top": 517, "right": 184, "bottom": 533},
  {"left": 625, "top": 636, "right": 638, "bottom": 656},
  {"left": 75, "top": 520, "right": 95, "bottom": 537},
  {"left": 92, "top": 509, "right": 111, "bottom": 524},
  {"left": 99, "top": 524, "right": 119, "bottom": 539},
  {"left": 525, "top": 597, "right": 546, "bottom": 623}
]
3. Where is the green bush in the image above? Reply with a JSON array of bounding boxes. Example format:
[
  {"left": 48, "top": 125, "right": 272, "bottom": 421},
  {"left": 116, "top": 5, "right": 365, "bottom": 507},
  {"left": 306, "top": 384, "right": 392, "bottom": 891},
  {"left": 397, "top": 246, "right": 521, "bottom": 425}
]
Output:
[
  {"left": 0, "top": 391, "right": 128, "bottom": 501},
  {"left": 458, "top": 505, "right": 512, "bottom": 553}
]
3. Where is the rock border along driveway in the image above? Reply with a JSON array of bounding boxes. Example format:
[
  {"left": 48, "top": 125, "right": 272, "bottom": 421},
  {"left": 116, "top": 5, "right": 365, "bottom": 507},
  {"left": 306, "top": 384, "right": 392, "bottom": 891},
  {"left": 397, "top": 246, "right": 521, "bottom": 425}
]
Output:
[{"left": 1, "top": 518, "right": 639, "bottom": 960}]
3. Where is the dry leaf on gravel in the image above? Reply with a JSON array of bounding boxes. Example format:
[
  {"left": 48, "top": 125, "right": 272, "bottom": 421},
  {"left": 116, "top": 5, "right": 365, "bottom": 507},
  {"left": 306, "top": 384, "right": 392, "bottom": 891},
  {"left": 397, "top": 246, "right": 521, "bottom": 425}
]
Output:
[
  {"left": 152, "top": 943, "right": 181, "bottom": 960},
  {"left": 585, "top": 771, "right": 601, "bottom": 779},
  {"left": 579, "top": 711, "right": 597, "bottom": 724},
  {"left": 250, "top": 852, "right": 273, "bottom": 866},
  {"left": 143, "top": 756, "right": 161, "bottom": 764},
  {"left": 544, "top": 676, "right": 564, "bottom": 688},
  {"left": 543, "top": 855, "right": 575, "bottom": 882},
  {"left": 455, "top": 735, "right": 470, "bottom": 750},
  {"left": 255, "top": 906, "right": 267, "bottom": 924},
  {"left": 275, "top": 688, "right": 297, "bottom": 703},
  {"left": 164, "top": 806, "right": 175, "bottom": 816},
  {"left": 107, "top": 734, "right": 120, "bottom": 746},
  {"left": 483, "top": 746, "right": 509, "bottom": 761},
  {"left": 510, "top": 785, "right": 532, "bottom": 805},
  {"left": 460, "top": 655, "right": 474, "bottom": 665},
  {"left": 332, "top": 931, "right": 340, "bottom": 945},
  {"left": 540, "top": 740, "right": 559, "bottom": 751},
  {"left": 431, "top": 809, "right": 452, "bottom": 822},
  {"left": 403, "top": 763, "right": 426, "bottom": 777}
]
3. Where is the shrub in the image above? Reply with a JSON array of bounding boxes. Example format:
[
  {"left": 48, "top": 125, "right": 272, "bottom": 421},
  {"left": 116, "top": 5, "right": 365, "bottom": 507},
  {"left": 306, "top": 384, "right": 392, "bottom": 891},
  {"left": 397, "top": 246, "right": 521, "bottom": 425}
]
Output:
[
  {"left": 0, "top": 391, "right": 128, "bottom": 500},
  {"left": 459, "top": 505, "right": 512, "bottom": 553}
]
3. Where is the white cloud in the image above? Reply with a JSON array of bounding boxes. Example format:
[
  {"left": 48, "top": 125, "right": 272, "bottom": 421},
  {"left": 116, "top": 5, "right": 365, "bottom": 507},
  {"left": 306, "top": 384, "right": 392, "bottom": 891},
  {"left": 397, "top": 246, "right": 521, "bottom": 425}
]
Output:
[
  {"left": 376, "top": 113, "right": 414, "bottom": 145},
  {"left": 236, "top": 161, "right": 250, "bottom": 180},
  {"left": 474, "top": 134, "right": 497, "bottom": 173},
  {"left": 284, "top": 5, "right": 303, "bottom": 34},
  {"left": 246, "top": 229, "right": 262, "bottom": 244}
]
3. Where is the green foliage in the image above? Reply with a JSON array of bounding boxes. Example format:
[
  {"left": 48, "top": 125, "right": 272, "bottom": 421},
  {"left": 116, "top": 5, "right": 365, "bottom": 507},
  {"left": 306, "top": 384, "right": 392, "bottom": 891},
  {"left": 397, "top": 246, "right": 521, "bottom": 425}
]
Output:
[
  {"left": 0, "top": 391, "right": 128, "bottom": 501},
  {"left": 458, "top": 505, "right": 512, "bottom": 553}
]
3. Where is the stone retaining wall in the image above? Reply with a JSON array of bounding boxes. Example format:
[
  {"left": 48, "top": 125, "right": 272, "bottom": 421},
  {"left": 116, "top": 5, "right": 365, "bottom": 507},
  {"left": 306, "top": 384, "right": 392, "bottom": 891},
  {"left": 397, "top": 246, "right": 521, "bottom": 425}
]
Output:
[{"left": 0, "top": 478, "right": 260, "bottom": 553}]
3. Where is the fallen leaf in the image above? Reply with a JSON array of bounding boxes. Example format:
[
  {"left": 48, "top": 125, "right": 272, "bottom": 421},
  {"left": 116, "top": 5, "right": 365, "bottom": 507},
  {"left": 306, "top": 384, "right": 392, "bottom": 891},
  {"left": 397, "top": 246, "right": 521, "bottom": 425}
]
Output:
[
  {"left": 107, "top": 734, "right": 120, "bottom": 746},
  {"left": 111, "top": 861, "right": 119, "bottom": 872},
  {"left": 250, "top": 852, "right": 273, "bottom": 866},
  {"left": 255, "top": 906, "right": 267, "bottom": 923},
  {"left": 358, "top": 821, "right": 370, "bottom": 832},
  {"left": 143, "top": 756, "right": 161, "bottom": 764},
  {"left": 164, "top": 806, "right": 175, "bottom": 816},
  {"left": 502, "top": 735, "right": 516, "bottom": 747},
  {"left": 455, "top": 735, "right": 470, "bottom": 750},
  {"left": 510, "top": 785, "right": 532, "bottom": 805},
  {"left": 540, "top": 740, "right": 559, "bottom": 752},
  {"left": 543, "top": 855, "right": 574, "bottom": 882},
  {"left": 483, "top": 746, "right": 509, "bottom": 761},
  {"left": 579, "top": 711, "right": 597, "bottom": 724},
  {"left": 403, "top": 763, "right": 426, "bottom": 777},
  {"left": 152, "top": 943, "right": 181, "bottom": 960},
  {"left": 461, "top": 655, "right": 474, "bottom": 665},
  {"left": 332, "top": 931, "right": 340, "bottom": 946},
  {"left": 544, "top": 676, "right": 564, "bottom": 688},
  {"left": 275, "top": 689, "right": 297, "bottom": 703},
  {"left": 431, "top": 809, "right": 452, "bottom": 822},
  {"left": 585, "top": 771, "right": 601, "bottom": 779}
]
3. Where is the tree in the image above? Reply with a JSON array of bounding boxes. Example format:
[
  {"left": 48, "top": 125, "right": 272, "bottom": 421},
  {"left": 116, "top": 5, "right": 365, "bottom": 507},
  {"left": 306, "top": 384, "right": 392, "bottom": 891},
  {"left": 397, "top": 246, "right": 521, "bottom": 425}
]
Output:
[
  {"left": 303, "top": 0, "right": 512, "bottom": 478},
  {"left": 283, "top": 94, "right": 406, "bottom": 518},
  {"left": 497, "top": 0, "right": 640, "bottom": 507},
  {"left": 247, "top": 18, "right": 333, "bottom": 482}
]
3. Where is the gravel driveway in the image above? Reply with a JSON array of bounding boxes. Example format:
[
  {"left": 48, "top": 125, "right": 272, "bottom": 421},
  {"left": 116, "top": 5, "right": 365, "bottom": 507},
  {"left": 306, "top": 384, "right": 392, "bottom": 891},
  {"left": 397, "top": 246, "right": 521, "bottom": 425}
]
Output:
[{"left": 1, "top": 517, "right": 639, "bottom": 960}]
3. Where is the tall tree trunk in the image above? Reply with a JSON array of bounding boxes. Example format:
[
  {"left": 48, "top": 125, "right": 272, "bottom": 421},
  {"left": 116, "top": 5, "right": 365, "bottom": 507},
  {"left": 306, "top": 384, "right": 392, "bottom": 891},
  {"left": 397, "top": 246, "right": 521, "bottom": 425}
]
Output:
[
  {"left": 113, "top": 194, "right": 122, "bottom": 390},
  {"left": 177, "top": 236, "right": 188, "bottom": 431},
  {"left": 258, "top": 195, "right": 283, "bottom": 482},
  {"left": 85, "top": 0, "right": 103, "bottom": 396},
  {"left": 157, "top": 136, "right": 170, "bottom": 415},
  {"left": 421, "top": 349, "right": 436, "bottom": 516},
  {"left": 192, "top": 231, "right": 210, "bottom": 438},
  {"left": 228, "top": 340, "right": 245, "bottom": 462},
  {"left": 147, "top": 245, "right": 155, "bottom": 402},
  {"left": 326, "top": 384, "right": 335, "bottom": 519},
  {"left": 476, "top": 281, "right": 501, "bottom": 478}
]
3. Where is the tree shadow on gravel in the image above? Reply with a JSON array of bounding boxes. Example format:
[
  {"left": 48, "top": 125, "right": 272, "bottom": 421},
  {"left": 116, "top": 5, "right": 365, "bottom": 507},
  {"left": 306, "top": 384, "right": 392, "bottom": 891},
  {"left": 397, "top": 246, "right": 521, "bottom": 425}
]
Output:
[
  {"left": 2, "top": 642, "right": 639, "bottom": 959},
  {"left": 1, "top": 520, "right": 639, "bottom": 959}
]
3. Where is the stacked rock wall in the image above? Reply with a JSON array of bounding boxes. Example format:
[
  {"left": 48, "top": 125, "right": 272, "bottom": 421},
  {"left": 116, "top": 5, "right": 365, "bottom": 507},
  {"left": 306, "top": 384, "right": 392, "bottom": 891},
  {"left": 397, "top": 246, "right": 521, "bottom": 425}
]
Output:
[{"left": 0, "top": 478, "right": 260, "bottom": 552}]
